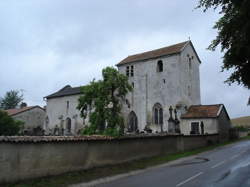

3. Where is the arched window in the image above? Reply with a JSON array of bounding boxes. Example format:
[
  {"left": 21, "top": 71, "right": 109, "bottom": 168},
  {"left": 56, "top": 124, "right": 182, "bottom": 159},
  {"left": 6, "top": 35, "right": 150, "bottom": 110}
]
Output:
[
  {"left": 157, "top": 60, "right": 163, "bottom": 72},
  {"left": 128, "top": 111, "right": 138, "bottom": 132},
  {"left": 153, "top": 103, "right": 163, "bottom": 125}
]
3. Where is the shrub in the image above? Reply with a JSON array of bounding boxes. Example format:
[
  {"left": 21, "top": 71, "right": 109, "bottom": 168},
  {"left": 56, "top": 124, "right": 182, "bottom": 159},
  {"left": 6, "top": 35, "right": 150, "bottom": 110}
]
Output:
[
  {"left": 0, "top": 110, "right": 23, "bottom": 136},
  {"left": 235, "top": 126, "right": 248, "bottom": 132}
]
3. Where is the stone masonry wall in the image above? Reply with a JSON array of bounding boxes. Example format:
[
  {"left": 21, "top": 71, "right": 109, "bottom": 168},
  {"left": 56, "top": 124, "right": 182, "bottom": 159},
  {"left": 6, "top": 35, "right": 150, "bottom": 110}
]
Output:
[{"left": 0, "top": 134, "right": 218, "bottom": 184}]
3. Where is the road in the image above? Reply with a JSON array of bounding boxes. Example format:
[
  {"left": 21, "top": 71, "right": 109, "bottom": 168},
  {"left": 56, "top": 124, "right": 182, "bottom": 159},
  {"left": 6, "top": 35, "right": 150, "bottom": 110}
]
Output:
[{"left": 95, "top": 140, "right": 250, "bottom": 187}]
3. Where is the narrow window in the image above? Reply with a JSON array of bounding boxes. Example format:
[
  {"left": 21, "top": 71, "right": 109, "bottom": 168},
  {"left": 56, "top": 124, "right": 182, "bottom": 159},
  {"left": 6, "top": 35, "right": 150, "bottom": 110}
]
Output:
[
  {"left": 154, "top": 108, "right": 159, "bottom": 124},
  {"left": 132, "top": 82, "right": 134, "bottom": 88},
  {"left": 153, "top": 103, "right": 163, "bottom": 125},
  {"left": 66, "top": 101, "right": 69, "bottom": 114},
  {"left": 188, "top": 86, "right": 191, "bottom": 96},
  {"left": 126, "top": 66, "right": 130, "bottom": 76},
  {"left": 130, "top": 65, "right": 134, "bottom": 77},
  {"left": 157, "top": 60, "right": 163, "bottom": 72}
]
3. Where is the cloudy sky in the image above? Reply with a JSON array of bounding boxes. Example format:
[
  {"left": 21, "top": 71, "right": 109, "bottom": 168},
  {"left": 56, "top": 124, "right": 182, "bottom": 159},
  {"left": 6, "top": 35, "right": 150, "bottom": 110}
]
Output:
[{"left": 0, "top": 0, "right": 249, "bottom": 118}]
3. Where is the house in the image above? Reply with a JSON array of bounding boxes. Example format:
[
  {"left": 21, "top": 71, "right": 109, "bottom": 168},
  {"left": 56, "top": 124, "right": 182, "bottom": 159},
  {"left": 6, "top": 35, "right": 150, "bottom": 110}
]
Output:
[
  {"left": 6, "top": 105, "right": 46, "bottom": 135},
  {"left": 44, "top": 85, "right": 83, "bottom": 135},
  {"left": 180, "top": 104, "right": 231, "bottom": 139},
  {"left": 117, "top": 40, "right": 201, "bottom": 133}
]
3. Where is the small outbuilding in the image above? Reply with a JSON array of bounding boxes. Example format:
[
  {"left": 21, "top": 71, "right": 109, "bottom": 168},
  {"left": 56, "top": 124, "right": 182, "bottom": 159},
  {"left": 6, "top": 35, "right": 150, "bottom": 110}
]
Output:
[
  {"left": 6, "top": 106, "right": 46, "bottom": 135},
  {"left": 180, "top": 104, "right": 231, "bottom": 139}
]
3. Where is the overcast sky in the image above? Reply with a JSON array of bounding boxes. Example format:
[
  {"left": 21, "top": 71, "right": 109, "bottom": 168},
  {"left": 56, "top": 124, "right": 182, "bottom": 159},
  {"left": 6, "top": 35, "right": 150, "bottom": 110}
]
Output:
[{"left": 0, "top": 0, "right": 249, "bottom": 118}]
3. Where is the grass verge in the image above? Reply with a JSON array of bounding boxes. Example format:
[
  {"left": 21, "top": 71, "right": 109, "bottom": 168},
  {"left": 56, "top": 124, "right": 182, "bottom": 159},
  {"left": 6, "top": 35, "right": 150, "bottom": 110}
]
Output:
[{"left": 6, "top": 136, "right": 250, "bottom": 187}]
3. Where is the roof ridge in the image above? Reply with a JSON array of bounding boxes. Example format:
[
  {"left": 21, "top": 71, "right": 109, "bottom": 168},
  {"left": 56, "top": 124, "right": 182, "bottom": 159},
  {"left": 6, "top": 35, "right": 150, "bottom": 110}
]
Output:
[
  {"left": 117, "top": 41, "right": 190, "bottom": 66},
  {"left": 129, "top": 41, "right": 189, "bottom": 57}
]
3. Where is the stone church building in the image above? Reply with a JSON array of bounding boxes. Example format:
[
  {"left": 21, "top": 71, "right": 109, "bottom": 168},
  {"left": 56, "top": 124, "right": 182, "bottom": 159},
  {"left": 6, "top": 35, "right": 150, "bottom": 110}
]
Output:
[
  {"left": 44, "top": 41, "right": 231, "bottom": 135},
  {"left": 117, "top": 41, "right": 201, "bottom": 133}
]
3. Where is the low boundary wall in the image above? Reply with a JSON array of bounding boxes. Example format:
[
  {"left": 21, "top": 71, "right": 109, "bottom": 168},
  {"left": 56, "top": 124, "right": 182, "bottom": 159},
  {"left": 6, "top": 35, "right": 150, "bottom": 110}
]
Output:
[{"left": 0, "top": 134, "right": 219, "bottom": 184}]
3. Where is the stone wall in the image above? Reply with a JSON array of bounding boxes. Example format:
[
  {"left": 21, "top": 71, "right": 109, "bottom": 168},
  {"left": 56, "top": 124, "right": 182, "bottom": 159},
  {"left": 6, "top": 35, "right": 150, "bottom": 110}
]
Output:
[{"left": 0, "top": 134, "right": 218, "bottom": 184}]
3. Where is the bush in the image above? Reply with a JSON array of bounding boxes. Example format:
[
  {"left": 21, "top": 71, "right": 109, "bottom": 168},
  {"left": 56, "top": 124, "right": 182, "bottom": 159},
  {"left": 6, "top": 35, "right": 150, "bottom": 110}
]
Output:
[
  {"left": 0, "top": 110, "right": 23, "bottom": 136},
  {"left": 235, "top": 126, "right": 248, "bottom": 132},
  {"left": 102, "top": 128, "right": 121, "bottom": 137},
  {"left": 80, "top": 125, "right": 122, "bottom": 137}
]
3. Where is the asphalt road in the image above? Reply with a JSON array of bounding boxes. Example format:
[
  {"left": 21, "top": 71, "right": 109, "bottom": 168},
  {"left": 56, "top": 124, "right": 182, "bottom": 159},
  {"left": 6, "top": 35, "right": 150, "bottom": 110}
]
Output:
[{"left": 95, "top": 140, "right": 250, "bottom": 187}]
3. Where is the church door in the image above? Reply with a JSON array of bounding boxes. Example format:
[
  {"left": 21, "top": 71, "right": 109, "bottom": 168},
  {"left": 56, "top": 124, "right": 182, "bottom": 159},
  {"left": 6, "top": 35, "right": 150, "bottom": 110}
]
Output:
[
  {"left": 128, "top": 111, "right": 138, "bottom": 132},
  {"left": 66, "top": 117, "right": 71, "bottom": 133}
]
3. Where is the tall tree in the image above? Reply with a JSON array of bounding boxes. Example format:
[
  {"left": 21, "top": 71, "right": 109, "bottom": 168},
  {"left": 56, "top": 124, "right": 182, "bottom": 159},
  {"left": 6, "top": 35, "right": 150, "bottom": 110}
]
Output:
[
  {"left": 0, "top": 90, "right": 24, "bottom": 110},
  {"left": 197, "top": 0, "right": 250, "bottom": 88},
  {"left": 77, "top": 67, "right": 132, "bottom": 136}
]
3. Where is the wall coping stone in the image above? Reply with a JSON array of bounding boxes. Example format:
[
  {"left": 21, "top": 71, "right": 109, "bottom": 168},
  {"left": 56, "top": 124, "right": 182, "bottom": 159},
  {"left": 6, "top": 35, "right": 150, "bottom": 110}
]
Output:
[{"left": 0, "top": 133, "right": 218, "bottom": 143}]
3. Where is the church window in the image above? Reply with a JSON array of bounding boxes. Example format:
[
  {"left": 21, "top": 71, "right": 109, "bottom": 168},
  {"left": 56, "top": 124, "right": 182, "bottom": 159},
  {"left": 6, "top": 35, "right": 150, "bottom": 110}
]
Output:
[
  {"left": 66, "top": 101, "right": 69, "bottom": 114},
  {"left": 153, "top": 103, "right": 163, "bottom": 125},
  {"left": 189, "top": 61, "right": 192, "bottom": 70},
  {"left": 157, "top": 60, "right": 163, "bottom": 72},
  {"left": 130, "top": 65, "right": 134, "bottom": 77},
  {"left": 132, "top": 82, "right": 134, "bottom": 88},
  {"left": 126, "top": 66, "right": 130, "bottom": 76},
  {"left": 188, "top": 86, "right": 191, "bottom": 96}
]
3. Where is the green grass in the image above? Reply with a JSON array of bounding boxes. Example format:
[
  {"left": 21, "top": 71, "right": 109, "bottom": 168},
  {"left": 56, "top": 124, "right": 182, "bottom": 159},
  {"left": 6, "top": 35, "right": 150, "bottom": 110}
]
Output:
[{"left": 5, "top": 136, "right": 250, "bottom": 187}]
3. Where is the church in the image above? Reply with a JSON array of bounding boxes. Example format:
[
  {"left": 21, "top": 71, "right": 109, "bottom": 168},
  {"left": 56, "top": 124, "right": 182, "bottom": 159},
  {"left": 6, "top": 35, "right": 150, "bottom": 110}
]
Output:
[
  {"left": 117, "top": 40, "right": 201, "bottom": 133},
  {"left": 44, "top": 41, "right": 231, "bottom": 136}
]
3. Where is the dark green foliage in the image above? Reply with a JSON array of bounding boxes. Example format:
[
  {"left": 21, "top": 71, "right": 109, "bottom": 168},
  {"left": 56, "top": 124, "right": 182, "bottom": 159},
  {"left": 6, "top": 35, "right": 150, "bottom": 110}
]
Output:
[
  {"left": 234, "top": 125, "right": 248, "bottom": 132},
  {"left": 77, "top": 67, "right": 132, "bottom": 136},
  {"left": 0, "top": 110, "right": 23, "bottom": 136},
  {"left": 0, "top": 90, "right": 24, "bottom": 110},
  {"left": 197, "top": 0, "right": 250, "bottom": 88}
]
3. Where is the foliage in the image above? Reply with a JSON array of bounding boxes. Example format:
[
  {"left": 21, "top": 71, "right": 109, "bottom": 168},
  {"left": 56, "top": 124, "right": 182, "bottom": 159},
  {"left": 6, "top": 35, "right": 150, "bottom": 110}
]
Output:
[
  {"left": 197, "top": 0, "right": 250, "bottom": 89},
  {"left": 234, "top": 125, "right": 248, "bottom": 132},
  {"left": 0, "top": 110, "right": 23, "bottom": 136},
  {"left": 0, "top": 90, "right": 24, "bottom": 110},
  {"left": 78, "top": 67, "right": 132, "bottom": 136}
]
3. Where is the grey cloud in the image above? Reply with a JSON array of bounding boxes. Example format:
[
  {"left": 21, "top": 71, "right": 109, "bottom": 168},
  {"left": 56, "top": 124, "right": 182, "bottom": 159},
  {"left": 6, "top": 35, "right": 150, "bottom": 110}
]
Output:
[{"left": 0, "top": 0, "right": 249, "bottom": 118}]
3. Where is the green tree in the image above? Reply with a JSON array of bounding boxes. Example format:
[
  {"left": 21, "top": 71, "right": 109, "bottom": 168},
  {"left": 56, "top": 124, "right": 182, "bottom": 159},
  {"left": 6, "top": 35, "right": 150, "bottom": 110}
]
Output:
[
  {"left": 197, "top": 0, "right": 250, "bottom": 88},
  {"left": 0, "top": 110, "right": 23, "bottom": 136},
  {"left": 0, "top": 90, "right": 24, "bottom": 110},
  {"left": 77, "top": 67, "right": 132, "bottom": 136}
]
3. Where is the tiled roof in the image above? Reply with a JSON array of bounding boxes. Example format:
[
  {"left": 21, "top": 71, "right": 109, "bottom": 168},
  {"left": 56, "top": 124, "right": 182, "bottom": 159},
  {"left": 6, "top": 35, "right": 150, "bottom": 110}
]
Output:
[
  {"left": 117, "top": 41, "right": 189, "bottom": 66},
  {"left": 181, "top": 104, "right": 224, "bottom": 119},
  {"left": 45, "top": 85, "right": 82, "bottom": 99},
  {"left": 5, "top": 106, "right": 44, "bottom": 116}
]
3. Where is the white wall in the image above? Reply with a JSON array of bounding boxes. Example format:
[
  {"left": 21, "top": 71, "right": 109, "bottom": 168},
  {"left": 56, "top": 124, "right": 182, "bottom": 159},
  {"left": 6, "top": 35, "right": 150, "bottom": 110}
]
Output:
[
  {"left": 180, "top": 118, "right": 218, "bottom": 135},
  {"left": 13, "top": 107, "right": 45, "bottom": 130},
  {"left": 45, "top": 94, "right": 84, "bottom": 135}
]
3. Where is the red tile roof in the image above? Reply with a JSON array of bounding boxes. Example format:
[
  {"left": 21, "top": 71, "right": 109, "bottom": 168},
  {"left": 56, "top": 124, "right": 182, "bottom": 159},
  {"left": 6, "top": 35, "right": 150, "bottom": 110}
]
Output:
[
  {"left": 117, "top": 41, "right": 189, "bottom": 66},
  {"left": 181, "top": 104, "right": 223, "bottom": 119},
  {"left": 5, "top": 106, "right": 44, "bottom": 116}
]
